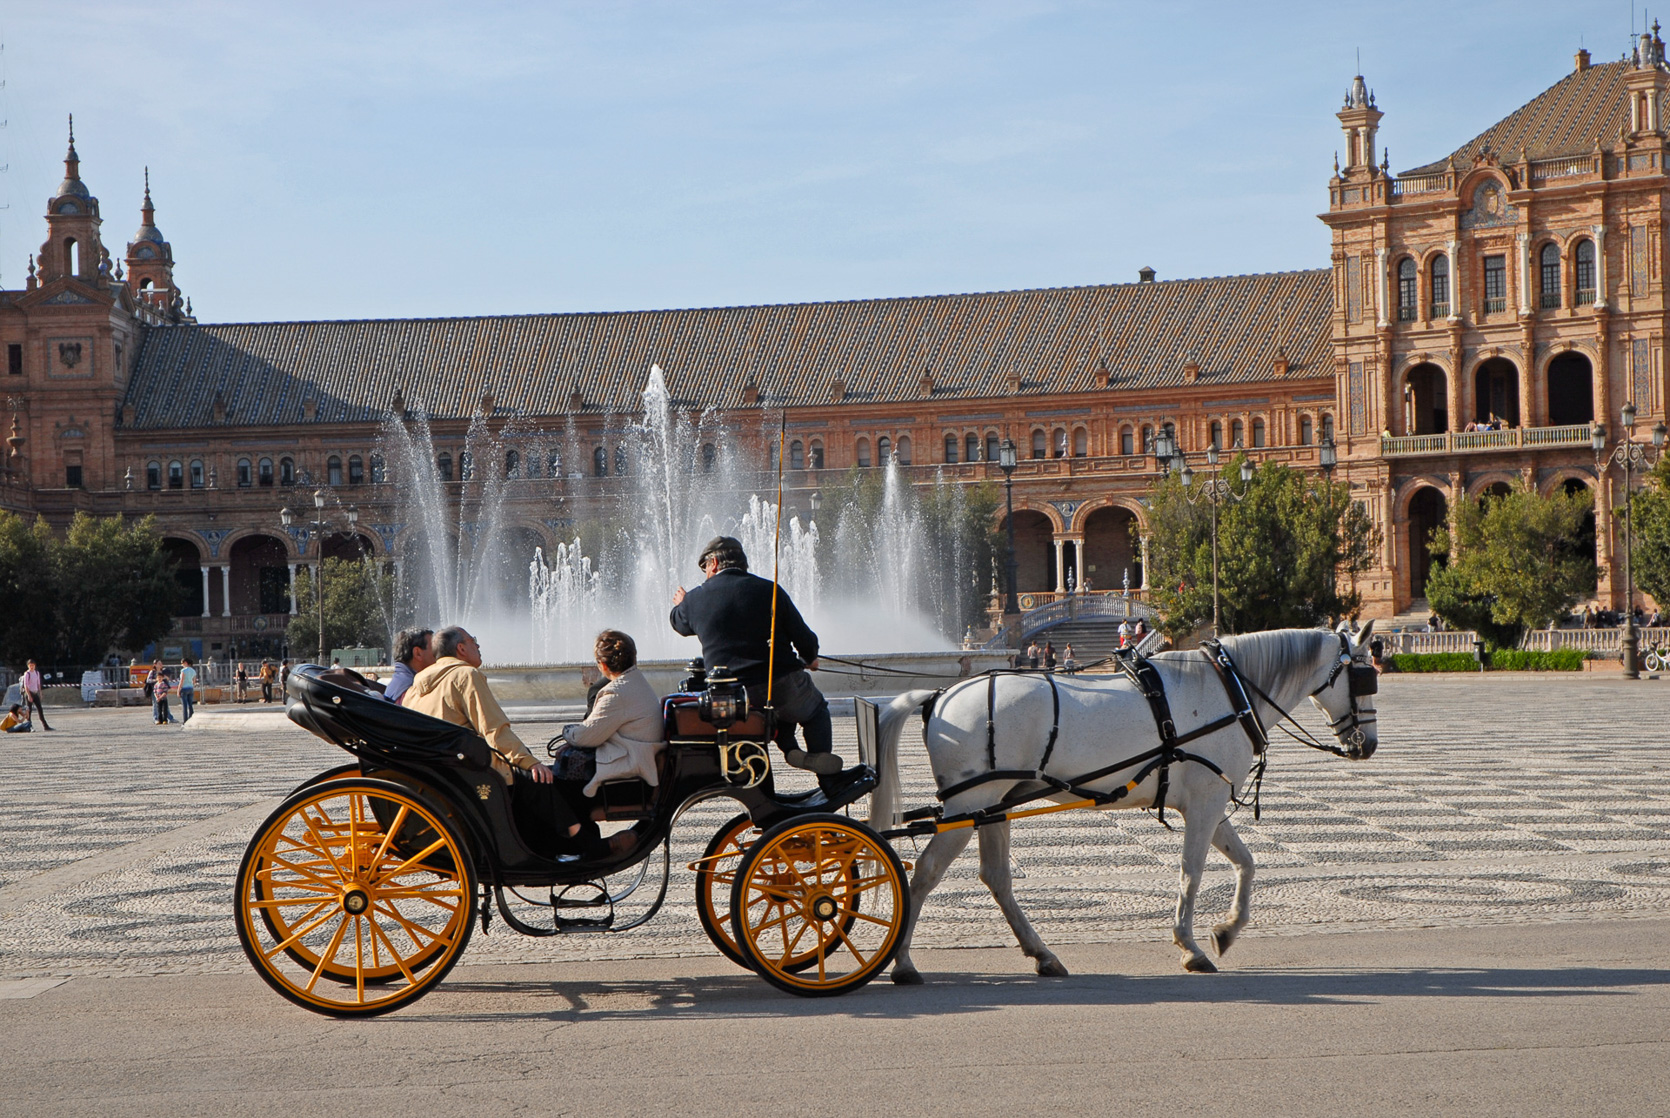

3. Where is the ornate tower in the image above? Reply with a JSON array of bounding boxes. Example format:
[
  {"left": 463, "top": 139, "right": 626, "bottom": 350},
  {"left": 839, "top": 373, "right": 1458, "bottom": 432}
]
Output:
[
  {"left": 125, "top": 169, "right": 179, "bottom": 312},
  {"left": 1336, "top": 74, "right": 1383, "bottom": 175},
  {"left": 36, "top": 117, "right": 108, "bottom": 286}
]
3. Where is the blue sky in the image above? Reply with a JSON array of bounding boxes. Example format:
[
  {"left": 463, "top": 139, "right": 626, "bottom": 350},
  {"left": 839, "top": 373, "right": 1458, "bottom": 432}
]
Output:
[{"left": 0, "top": 1, "right": 1629, "bottom": 322}]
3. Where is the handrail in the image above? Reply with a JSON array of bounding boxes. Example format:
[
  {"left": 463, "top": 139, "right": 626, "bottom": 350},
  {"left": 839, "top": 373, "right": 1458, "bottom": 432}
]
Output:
[{"left": 983, "top": 593, "right": 1162, "bottom": 649}]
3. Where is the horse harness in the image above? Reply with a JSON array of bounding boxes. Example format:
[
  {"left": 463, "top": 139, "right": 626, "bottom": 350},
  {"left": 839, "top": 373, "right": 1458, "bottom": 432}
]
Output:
[{"left": 895, "top": 644, "right": 1285, "bottom": 837}]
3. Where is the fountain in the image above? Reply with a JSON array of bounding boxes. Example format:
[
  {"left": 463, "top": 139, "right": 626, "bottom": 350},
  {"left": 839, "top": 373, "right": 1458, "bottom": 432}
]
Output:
[{"left": 380, "top": 367, "right": 976, "bottom": 669}]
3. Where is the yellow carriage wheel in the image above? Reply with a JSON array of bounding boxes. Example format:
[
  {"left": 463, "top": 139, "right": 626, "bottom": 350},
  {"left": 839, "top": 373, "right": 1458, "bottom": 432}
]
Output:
[
  {"left": 730, "top": 813, "right": 909, "bottom": 997},
  {"left": 234, "top": 778, "right": 476, "bottom": 1017},
  {"left": 694, "top": 812, "right": 757, "bottom": 969}
]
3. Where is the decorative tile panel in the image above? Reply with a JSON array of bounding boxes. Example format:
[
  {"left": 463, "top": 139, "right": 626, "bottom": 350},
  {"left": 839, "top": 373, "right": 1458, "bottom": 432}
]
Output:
[
  {"left": 1349, "top": 362, "right": 1367, "bottom": 436},
  {"left": 1634, "top": 339, "right": 1652, "bottom": 409},
  {"left": 1345, "top": 257, "right": 1361, "bottom": 323}
]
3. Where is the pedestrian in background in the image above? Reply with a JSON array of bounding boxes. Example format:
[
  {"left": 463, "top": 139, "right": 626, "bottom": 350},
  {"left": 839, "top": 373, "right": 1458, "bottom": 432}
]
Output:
[
  {"left": 234, "top": 663, "right": 250, "bottom": 703},
  {"left": 178, "top": 657, "right": 197, "bottom": 723},
  {"left": 153, "top": 667, "right": 174, "bottom": 725},
  {"left": 21, "top": 659, "right": 51, "bottom": 731},
  {"left": 259, "top": 661, "right": 276, "bottom": 703}
]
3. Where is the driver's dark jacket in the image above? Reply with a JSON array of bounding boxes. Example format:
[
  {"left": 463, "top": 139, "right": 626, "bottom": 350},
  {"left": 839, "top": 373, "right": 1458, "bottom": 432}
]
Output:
[{"left": 669, "top": 568, "right": 819, "bottom": 688}]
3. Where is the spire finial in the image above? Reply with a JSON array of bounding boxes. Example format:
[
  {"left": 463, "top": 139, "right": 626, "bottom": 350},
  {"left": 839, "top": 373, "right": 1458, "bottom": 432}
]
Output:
[
  {"left": 68, "top": 113, "right": 74, "bottom": 146},
  {"left": 144, "top": 166, "right": 150, "bottom": 199}
]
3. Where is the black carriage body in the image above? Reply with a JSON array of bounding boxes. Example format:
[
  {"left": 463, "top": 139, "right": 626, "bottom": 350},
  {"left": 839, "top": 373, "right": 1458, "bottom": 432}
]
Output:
[{"left": 282, "top": 665, "right": 875, "bottom": 890}]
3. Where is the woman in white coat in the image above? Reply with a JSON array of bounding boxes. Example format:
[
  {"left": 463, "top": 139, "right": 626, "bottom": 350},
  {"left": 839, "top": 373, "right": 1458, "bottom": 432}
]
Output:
[{"left": 556, "top": 630, "right": 664, "bottom": 799}]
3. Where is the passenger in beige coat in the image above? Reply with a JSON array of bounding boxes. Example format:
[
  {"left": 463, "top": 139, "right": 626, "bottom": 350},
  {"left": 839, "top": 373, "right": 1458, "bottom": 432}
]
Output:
[
  {"left": 405, "top": 626, "right": 583, "bottom": 846},
  {"left": 557, "top": 630, "right": 664, "bottom": 798}
]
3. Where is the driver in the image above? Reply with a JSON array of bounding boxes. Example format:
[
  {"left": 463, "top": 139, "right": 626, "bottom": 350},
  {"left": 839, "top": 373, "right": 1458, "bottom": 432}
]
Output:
[{"left": 670, "top": 536, "right": 841, "bottom": 775}]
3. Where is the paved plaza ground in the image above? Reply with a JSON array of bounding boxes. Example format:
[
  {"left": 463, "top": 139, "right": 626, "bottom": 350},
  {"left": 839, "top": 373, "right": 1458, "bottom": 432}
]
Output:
[{"left": 2, "top": 675, "right": 1669, "bottom": 1114}]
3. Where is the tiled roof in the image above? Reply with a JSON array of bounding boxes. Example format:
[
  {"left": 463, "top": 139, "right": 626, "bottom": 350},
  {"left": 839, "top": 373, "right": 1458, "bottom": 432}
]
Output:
[
  {"left": 1403, "top": 60, "right": 1628, "bottom": 175},
  {"left": 122, "top": 270, "right": 1333, "bottom": 429}
]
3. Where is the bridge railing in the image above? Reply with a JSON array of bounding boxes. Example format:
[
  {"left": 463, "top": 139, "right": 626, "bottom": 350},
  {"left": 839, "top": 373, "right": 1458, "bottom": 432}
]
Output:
[{"left": 983, "top": 593, "right": 1161, "bottom": 650}]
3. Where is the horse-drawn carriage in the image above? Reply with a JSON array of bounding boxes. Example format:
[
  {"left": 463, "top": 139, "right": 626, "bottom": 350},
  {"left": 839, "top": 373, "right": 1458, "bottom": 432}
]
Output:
[
  {"left": 236, "top": 625, "right": 1380, "bottom": 1015},
  {"left": 234, "top": 664, "right": 908, "bottom": 1016}
]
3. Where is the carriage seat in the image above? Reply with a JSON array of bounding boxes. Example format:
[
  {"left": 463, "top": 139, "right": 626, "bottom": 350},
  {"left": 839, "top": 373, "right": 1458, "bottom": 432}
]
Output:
[{"left": 286, "top": 664, "right": 492, "bottom": 771}]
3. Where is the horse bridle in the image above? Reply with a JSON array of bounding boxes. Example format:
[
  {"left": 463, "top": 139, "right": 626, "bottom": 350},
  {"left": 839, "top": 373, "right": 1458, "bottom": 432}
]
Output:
[{"left": 1309, "top": 632, "right": 1377, "bottom": 755}]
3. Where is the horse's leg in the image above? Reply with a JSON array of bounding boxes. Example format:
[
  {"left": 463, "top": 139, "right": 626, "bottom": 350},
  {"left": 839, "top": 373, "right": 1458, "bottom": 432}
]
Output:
[
  {"left": 891, "top": 827, "right": 972, "bottom": 985},
  {"left": 1208, "top": 817, "right": 1254, "bottom": 958},
  {"left": 977, "top": 821, "right": 1067, "bottom": 977},
  {"left": 1172, "top": 798, "right": 1225, "bottom": 973}
]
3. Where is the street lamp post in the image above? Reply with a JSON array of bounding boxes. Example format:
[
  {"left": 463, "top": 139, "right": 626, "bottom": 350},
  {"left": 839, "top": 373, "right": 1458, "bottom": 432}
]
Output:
[
  {"left": 281, "top": 490, "right": 359, "bottom": 667},
  {"left": 999, "top": 438, "right": 1019, "bottom": 615},
  {"left": 1154, "top": 428, "right": 1252, "bottom": 637},
  {"left": 1593, "top": 403, "right": 1666, "bottom": 679}
]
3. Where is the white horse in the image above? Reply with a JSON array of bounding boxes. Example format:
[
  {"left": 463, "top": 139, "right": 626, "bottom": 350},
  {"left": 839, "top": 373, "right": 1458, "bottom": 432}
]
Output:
[{"left": 871, "top": 623, "right": 1378, "bottom": 982}]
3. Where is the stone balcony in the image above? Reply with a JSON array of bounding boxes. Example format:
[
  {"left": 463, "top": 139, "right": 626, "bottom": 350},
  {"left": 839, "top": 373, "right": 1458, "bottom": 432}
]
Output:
[{"left": 1380, "top": 423, "right": 1593, "bottom": 458}]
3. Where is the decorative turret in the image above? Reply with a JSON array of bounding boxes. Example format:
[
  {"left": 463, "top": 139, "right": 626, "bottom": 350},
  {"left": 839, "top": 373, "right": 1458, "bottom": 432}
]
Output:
[
  {"left": 1336, "top": 73, "right": 1383, "bottom": 174},
  {"left": 125, "top": 168, "right": 180, "bottom": 311},
  {"left": 1626, "top": 22, "right": 1670, "bottom": 135},
  {"left": 37, "top": 116, "right": 106, "bottom": 284}
]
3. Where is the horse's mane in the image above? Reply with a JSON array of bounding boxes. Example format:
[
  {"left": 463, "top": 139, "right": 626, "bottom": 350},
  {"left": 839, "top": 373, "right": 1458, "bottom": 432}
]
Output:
[{"left": 1218, "top": 628, "right": 1329, "bottom": 696}]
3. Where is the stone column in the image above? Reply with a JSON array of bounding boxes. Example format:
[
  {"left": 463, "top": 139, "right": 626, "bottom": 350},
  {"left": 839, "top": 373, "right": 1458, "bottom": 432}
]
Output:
[
  {"left": 220, "top": 566, "right": 231, "bottom": 618},
  {"left": 1593, "top": 225, "right": 1608, "bottom": 308},
  {"left": 1376, "top": 247, "right": 1390, "bottom": 328},
  {"left": 1053, "top": 538, "right": 1066, "bottom": 594},
  {"left": 287, "top": 563, "right": 298, "bottom": 615},
  {"left": 1447, "top": 239, "right": 1462, "bottom": 319},
  {"left": 200, "top": 566, "right": 211, "bottom": 619},
  {"left": 1517, "top": 233, "right": 1532, "bottom": 316},
  {"left": 1139, "top": 536, "right": 1151, "bottom": 589},
  {"left": 1449, "top": 330, "right": 1467, "bottom": 432},
  {"left": 1596, "top": 310, "right": 1613, "bottom": 431}
]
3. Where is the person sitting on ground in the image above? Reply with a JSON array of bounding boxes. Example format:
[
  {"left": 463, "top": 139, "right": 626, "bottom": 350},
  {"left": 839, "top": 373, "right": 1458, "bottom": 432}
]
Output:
[
  {"left": 1, "top": 703, "right": 32, "bottom": 732},
  {"left": 403, "top": 626, "right": 591, "bottom": 854},
  {"left": 385, "top": 626, "right": 434, "bottom": 705},
  {"left": 553, "top": 630, "right": 664, "bottom": 799}
]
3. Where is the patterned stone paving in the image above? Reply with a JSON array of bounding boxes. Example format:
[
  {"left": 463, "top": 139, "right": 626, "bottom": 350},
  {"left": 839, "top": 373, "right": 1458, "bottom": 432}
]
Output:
[{"left": 3, "top": 674, "right": 1669, "bottom": 979}]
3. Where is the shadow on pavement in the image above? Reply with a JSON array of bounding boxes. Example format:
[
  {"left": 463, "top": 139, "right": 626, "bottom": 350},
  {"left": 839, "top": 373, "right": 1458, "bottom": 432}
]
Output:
[{"left": 422, "top": 963, "right": 1670, "bottom": 1023}]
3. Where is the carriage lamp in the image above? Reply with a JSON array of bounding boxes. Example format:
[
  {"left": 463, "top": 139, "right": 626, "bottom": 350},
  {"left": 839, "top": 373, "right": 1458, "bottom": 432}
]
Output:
[
  {"left": 1595, "top": 405, "right": 1665, "bottom": 679},
  {"left": 999, "top": 438, "right": 1020, "bottom": 617},
  {"left": 698, "top": 669, "right": 746, "bottom": 730}
]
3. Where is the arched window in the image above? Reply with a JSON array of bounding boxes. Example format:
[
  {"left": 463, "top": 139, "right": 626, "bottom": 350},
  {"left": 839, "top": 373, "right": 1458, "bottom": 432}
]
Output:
[
  {"left": 856, "top": 438, "right": 872, "bottom": 468},
  {"left": 1120, "top": 427, "right": 1134, "bottom": 456},
  {"left": 66, "top": 238, "right": 79, "bottom": 275},
  {"left": 1430, "top": 254, "right": 1450, "bottom": 317},
  {"left": 614, "top": 446, "right": 628, "bottom": 475},
  {"left": 1397, "top": 257, "right": 1417, "bottom": 321},
  {"left": 1300, "top": 415, "right": 1314, "bottom": 445},
  {"left": 1252, "top": 417, "right": 1266, "bottom": 448},
  {"left": 279, "top": 457, "right": 295, "bottom": 486},
  {"left": 966, "top": 433, "right": 980, "bottom": 462},
  {"left": 1031, "top": 429, "right": 1046, "bottom": 459},
  {"left": 370, "top": 455, "right": 386, "bottom": 483},
  {"left": 168, "top": 460, "right": 184, "bottom": 489},
  {"left": 459, "top": 451, "right": 474, "bottom": 481},
  {"left": 877, "top": 436, "right": 892, "bottom": 463},
  {"left": 1575, "top": 239, "right": 1597, "bottom": 303},
  {"left": 896, "top": 435, "right": 912, "bottom": 465},
  {"left": 809, "top": 440, "right": 824, "bottom": 469},
  {"left": 348, "top": 455, "right": 364, "bottom": 485},
  {"left": 1230, "top": 419, "right": 1244, "bottom": 447},
  {"left": 1072, "top": 428, "right": 1088, "bottom": 457},
  {"left": 593, "top": 447, "right": 608, "bottom": 477},
  {"left": 1321, "top": 413, "right": 1335, "bottom": 441},
  {"left": 327, "top": 456, "right": 343, "bottom": 486},
  {"left": 1053, "top": 428, "right": 1067, "bottom": 458},
  {"left": 944, "top": 434, "right": 959, "bottom": 463},
  {"left": 146, "top": 461, "right": 161, "bottom": 490},
  {"left": 1209, "top": 420, "right": 1223, "bottom": 449},
  {"left": 189, "top": 459, "right": 204, "bottom": 488},
  {"left": 985, "top": 432, "right": 1000, "bottom": 461},
  {"left": 505, "top": 449, "right": 519, "bottom": 479},
  {"left": 790, "top": 440, "right": 805, "bottom": 470},
  {"left": 701, "top": 443, "right": 717, "bottom": 472},
  {"left": 548, "top": 448, "right": 563, "bottom": 476},
  {"left": 1540, "top": 243, "right": 1562, "bottom": 309},
  {"left": 436, "top": 453, "right": 453, "bottom": 482},
  {"left": 258, "top": 457, "right": 274, "bottom": 487},
  {"left": 237, "top": 458, "right": 252, "bottom": 487}
]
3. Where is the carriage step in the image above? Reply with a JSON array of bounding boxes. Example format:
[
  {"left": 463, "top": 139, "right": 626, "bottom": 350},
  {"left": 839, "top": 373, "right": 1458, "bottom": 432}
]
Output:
[{"left": 553, "top": 912, "right": 614, "bottom": 931}]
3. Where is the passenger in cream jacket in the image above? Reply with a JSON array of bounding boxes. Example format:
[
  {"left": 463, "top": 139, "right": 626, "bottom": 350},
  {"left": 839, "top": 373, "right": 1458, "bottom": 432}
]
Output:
[{"left": 558, "top": 630, "right": 664, "bottom": 797}]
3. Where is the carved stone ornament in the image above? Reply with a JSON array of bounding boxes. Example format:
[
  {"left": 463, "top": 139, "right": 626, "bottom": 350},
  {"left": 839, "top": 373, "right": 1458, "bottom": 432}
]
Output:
[{"left": 58, "top": 342, "right": 82, "bottom": 368}]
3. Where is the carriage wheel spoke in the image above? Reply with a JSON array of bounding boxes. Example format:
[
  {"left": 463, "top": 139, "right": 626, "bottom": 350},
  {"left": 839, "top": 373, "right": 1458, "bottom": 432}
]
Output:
[
  {"left": 262, "top": 905, "right": 340, "bottom": 959},
  {"left": 371, "top": 901, "right": 452, "bottom": 946},
  {"left": 831, "top": 921, "right": 872, "bottom": 967},
  {"left": 302, "top": 915, "right": 352, "bottom": 995},
  {"left": 299, "top": 811, "right": 352, "bottom": 883},
  {"left": 366, "top": 914, "right": 420, "bottom": 985},
  {"left": 845, "top": 909, "right": 896, "bottom": 928},
  {"left": 380, "top": 837, "right": 448, "bottom": 881},
  {"left": 370, "top": 804, "right": 409, "bottom": 868},
  {"left": 353, "top": 915, "right": 366, "bottom": 1002}
]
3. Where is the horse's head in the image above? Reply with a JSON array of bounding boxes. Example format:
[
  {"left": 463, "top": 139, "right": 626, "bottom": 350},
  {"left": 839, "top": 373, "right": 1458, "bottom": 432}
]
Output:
[{"left": 1306, "top": 620, "right": 1378, "bottom": 759}]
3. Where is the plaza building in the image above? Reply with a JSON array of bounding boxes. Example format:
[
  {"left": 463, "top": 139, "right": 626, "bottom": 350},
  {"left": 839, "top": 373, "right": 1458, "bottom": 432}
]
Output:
[{"left": 2, "top": 37, "right": 1665, "bottom": 658}]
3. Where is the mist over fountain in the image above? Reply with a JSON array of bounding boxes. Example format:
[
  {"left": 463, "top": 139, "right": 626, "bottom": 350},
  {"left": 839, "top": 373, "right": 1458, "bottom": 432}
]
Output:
[{"left": 381, "top": 367, "right": 962, "bottom": 665}]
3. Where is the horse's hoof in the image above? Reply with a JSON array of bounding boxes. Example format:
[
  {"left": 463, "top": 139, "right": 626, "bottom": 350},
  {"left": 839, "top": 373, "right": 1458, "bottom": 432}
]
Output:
[
  {"left": 1183, "top": 955, "right": 1219, "bottom": 974},
  {"left": 892, "top": 967, "right": 925, "bottom": 986},
  {"left": 1211, "top": 924, "right": 1239, "bottom": 957},
  {"left": 1035, "top": 956, "right": 1070, "bottom": 978}
]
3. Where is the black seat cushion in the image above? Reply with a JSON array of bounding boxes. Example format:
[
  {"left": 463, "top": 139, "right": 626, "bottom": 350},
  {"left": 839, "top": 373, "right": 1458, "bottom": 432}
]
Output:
[{"left": 286, "top": 664, "right": 491, "bottom": 770}]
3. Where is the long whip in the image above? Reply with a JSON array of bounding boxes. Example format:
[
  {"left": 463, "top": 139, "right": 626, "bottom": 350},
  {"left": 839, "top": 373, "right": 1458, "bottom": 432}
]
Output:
[{"left": 766, "top": 411, "right": 787, "bottom": 707}]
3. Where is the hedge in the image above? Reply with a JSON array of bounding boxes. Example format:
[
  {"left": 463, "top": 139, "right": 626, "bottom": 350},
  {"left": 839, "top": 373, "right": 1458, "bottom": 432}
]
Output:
[{"left": 1387, "top": 649, "right": 1586, "bottom": 673}]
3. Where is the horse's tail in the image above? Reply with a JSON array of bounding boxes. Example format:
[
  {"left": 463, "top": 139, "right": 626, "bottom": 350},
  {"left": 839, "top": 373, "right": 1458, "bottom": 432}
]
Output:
[{"left": 871, "top": 689, "right": 938, "bottom": 830}]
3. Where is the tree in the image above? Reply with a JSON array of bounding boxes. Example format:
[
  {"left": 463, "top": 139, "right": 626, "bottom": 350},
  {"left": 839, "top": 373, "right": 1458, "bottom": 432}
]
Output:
[
  {"left": 287, "top": 558, "right": 396, "bottom": 660},
  {"left": 1425, "top": 481, "right": 1595, "bottom": 648},
  {"left": 1627, "top": 455, "right": 1670, "bottom": 611},
  {"left": 0, "top": 512, "right": 58, "bottom": 666},
  {"left": 1143, "top": 456, "right": 1378, "bottom": 637}
]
